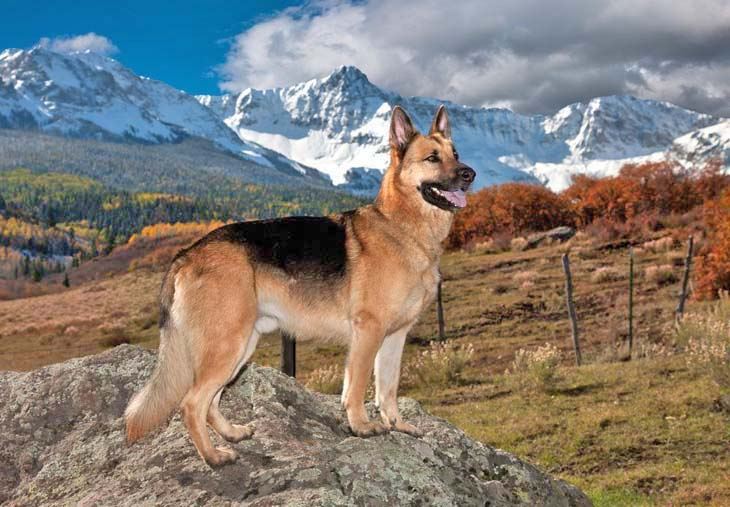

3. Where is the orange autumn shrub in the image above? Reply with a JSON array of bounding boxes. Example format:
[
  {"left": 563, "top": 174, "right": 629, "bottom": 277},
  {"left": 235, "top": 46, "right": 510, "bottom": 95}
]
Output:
[
  {"left": 448, "top": 183, "right": 574, "bottom": 249},
  {"left": 695, "top": 189, "right": 730, "bottom": 300},
  {"left": 449, "top": 160, "right": 728, "bottom": 251}
]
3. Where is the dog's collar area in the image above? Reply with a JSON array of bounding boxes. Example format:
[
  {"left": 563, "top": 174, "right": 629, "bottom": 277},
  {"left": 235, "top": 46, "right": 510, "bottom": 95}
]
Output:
[{"left": 420, "top": 181, "right": 468, "bottom": 210}]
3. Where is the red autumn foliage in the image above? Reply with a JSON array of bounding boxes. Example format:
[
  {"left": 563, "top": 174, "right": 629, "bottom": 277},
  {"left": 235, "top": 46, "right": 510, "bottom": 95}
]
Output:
[
  {"left": 695, "top": 188, "right": 730, "bottom": 299},
  {"left": 447, "top": 160, "right": 729, "bottom": 252},
  {"left": 447, "top": 182, "right": 575, "bottom": 249}
]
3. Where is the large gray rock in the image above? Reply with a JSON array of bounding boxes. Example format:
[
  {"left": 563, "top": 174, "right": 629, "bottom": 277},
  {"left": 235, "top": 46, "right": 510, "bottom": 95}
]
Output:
[
  {"left": 526, "top": 226, "right": 576, "bottom": 249},
  {"left": 0, "top": 346, "right": 591, "bottom": 506}
]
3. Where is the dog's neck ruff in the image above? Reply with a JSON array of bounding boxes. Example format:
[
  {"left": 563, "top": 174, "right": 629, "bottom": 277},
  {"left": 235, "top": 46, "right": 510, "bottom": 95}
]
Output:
[{"left": 374, "top": 168, "right": 453, "bottom": 258}]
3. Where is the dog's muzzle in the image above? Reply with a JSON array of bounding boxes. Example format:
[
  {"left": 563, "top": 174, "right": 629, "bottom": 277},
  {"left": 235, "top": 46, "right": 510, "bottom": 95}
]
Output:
[{"left": 420, "top": 164, "right": 475, "bottom": 211}]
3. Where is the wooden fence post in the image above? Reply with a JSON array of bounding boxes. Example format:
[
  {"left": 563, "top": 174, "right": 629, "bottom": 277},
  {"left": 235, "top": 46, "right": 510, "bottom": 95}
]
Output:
[
  {"left": 281, "top": 332, "right": 296, "bottom": 377},
  {"left": 676, "top": 235, "right": 694, "bottom": 320},
  {"left": 436, "top": 278, "right": 446, "bottom": 341},
  {"left": 561, "top": 253, "right": 582, "bottom": 366},
  {"left": 628, "top": 248, "right": 634, "bottom": 359}
]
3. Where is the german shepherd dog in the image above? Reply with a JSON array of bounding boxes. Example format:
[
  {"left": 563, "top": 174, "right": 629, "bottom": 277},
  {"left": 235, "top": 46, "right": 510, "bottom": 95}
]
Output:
[{"left": 125, "top": 105, "right": 475, "bottom": 467}]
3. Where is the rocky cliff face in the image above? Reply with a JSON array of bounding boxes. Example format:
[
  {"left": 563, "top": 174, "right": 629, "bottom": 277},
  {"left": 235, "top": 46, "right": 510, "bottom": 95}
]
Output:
[{"left": 0, "top": 346, "right": 590, "bottom": 506}]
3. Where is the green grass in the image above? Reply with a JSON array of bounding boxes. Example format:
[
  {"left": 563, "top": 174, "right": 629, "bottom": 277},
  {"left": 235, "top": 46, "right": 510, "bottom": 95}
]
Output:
[
  {"left": 589, "top": 487, "right": 654, "bottom": 507},
  {"left": 3, "top": 230, "right": 727, "bottom": 504},
  {"left": 415, "top": 356, "right": 729, "bottom": 505}
]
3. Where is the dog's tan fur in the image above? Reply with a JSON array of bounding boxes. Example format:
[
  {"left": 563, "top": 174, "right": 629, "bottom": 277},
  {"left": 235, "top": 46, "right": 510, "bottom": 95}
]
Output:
[{"left": 125, "top": 105, "right": 474, "bottom": 466}]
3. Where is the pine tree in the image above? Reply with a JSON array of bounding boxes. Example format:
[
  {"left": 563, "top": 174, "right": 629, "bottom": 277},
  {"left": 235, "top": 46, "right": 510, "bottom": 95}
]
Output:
[{"left": 31, "top": 261, "right": 42, "bottom": 282}]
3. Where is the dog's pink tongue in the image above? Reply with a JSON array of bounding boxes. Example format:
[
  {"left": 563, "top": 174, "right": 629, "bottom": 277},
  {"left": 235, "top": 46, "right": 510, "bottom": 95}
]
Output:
[{"left": 442, "top": 189, "right": 467, "bottom": 208}]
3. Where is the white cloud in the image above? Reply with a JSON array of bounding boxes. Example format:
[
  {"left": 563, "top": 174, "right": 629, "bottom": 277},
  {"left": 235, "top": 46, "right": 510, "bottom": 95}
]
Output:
[
  {"left": 218, "top": 0, "right": 730, "bottom": 116},
  {"left": 38, "top": 33, "right": 118, "bottom": 56}
]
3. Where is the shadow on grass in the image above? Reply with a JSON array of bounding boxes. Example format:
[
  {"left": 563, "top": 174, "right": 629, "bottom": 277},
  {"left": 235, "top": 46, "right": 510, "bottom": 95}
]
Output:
[{"left": 550, "top": 381, "right": 606, "bottom": 397}]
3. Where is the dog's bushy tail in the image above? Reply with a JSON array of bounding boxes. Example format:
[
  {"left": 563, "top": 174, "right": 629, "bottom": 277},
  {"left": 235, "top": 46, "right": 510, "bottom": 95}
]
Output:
[{"left": 125, "top": 262, "right": 193, "bottom": 443}]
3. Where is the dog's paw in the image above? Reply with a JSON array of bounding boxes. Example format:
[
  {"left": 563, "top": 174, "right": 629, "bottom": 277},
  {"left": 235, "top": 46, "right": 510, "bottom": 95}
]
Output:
[
  {"left": 351, "top": 420, "right": 389, "bottom": 438},
  {"left": 392, "top": 420, "right": 423, "bottom": 437},
  {"left": 205, "top": 446, "right": 238, "bottom": 468},
  {"left": 224, "top": 423, "right": 254, "bottom": 443}
]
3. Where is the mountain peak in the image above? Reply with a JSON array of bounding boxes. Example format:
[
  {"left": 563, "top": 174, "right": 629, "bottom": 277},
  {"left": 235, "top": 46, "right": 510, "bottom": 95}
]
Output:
[
  {"left": 319, "top": 65, "right": 378, "bottom": 94},
  {"left": 325, "top": 65, "right": 369, "bottom": 81}
]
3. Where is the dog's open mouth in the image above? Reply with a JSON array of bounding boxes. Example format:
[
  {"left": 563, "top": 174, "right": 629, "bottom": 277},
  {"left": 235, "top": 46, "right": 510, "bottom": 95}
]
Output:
[{"left": 420, "top": 182, "right": 468, "bottom": 210}]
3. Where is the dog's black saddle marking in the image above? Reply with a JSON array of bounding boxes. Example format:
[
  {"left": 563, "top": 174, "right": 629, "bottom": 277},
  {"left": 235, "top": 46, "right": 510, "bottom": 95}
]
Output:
[{"left": 211, "top": 215, "right": 351, "bottom": 279}]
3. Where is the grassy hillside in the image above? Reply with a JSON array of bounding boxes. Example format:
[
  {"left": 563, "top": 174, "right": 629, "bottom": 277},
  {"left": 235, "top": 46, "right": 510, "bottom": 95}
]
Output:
[
  {"left": 0, "top": 168, "right": 365, "bottom": 297},
  {"left": 0, "top": 228, "right": 727, "bottom": 505}
]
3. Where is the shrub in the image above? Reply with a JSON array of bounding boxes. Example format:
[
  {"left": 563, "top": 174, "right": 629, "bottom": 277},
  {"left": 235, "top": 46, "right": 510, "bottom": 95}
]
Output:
[
  {"left": 666, "top": 251, "right": 686, "bottom": 267},
  {"left": 510, "top": 237, "right": 528, "bottom": 251},
  {"left": 448, "top": 183, "right": 575, "bottom": 249},
  {"left": 645, "top": 264, "right": 678, "bottom": 286},
  {"left": 513, "top": 270, "right": 538, "bottom": 284},
  {"left": 508, "top": 343, "right": 562, "bottom": 391},
  {"left": 591, "top": 266, "right": 622, "bottom": 284},
  {"left": 408, "top": 340, "right": 474, "bottom": 388},
  {"left": 305, "top": 365, "right": 342, "bottom": 394},
  {"left": 491, "top": 231, "right": 513, "bottom": 252},
  {"left": 677, "top": 291, "right": 730, "bottom": 389},
  {"left": 492, "top": 284, "right": 510, "bottom": 295},
  {"left": 643, "top": 236, "right": 675, "bottom": 253},
  {"left": 562, "top": 161, "right": 729, "bottom": 241},
  {"left": 695, "top": 188, "right": 730, "bottom": 300}
]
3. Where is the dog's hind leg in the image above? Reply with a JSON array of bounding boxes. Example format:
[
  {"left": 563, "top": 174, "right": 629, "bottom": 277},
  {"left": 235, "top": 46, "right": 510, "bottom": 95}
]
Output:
[
  {"left": 207, "top": 329, "right": 260, "bottom": 443},
  {"left": 178, "top": 244, "right": 257, "bottom": 467},
  {"left": 181, "top": 318, "right": 256, "bottom": 467},
  {"left": 375, "top": 326, "right": 421, "bottom": 437}
]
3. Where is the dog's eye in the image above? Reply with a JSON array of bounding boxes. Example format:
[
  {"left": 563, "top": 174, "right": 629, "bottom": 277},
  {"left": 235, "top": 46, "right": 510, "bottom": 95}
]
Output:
[
  {"left": 453, "top": 150, "right": 459, "bottom": 160},
  {"left": 425, "top": 154, "right": 440, "bottom": 163}
]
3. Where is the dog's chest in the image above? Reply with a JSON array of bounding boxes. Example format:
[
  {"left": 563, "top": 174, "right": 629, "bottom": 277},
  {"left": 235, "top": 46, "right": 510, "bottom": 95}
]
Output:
[{"left": 395, "top": 263, "right": 439, "bottom": 326}]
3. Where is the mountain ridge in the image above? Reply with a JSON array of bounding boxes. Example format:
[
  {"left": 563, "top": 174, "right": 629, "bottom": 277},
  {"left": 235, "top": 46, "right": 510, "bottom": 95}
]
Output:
[
  {"left": 0, "top": 48, "right": 726, "bottom": 197},
  {"left": 198, "top": 65, "right": 726, "bottom": 193},
  {"left": 0, "top": 47, "right": 328, "bottom": 186}
]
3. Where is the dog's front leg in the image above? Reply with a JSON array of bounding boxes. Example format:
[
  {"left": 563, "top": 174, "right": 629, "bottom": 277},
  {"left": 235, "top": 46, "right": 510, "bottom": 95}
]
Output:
[
  {"left": 374, "top": 327, "right": 422, "bottom": 437},
  {"left": 344, "top": 312, "right": 388, "bottom": 437},
  {"left": 340, "top": 363, "right": 350, "bottom": 408}
]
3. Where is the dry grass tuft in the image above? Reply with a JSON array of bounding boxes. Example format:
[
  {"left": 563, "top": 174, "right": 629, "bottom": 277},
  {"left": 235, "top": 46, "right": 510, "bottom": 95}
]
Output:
[
  {"left": 590, "top": 266, "right": 623, "bottom": 284},
  {"left": 643, "top": 236, "right": 676, "bottom": 253},
  {"left": 678, "top": 291, "right": 730, "bottom": 389},
  {"left": 645, "top": 264, "right": 679, "bottom": 286},
  {"left": 507, "top": 342, "right": 562, "bottom": 391},
  {"left": 404, "top": 341, "right": 474, "bottom": 389},
  {"left": 305, "top": 364, "right": 342, "bottom": 394},
  {"left": 510, "top": 237, "right": 528, "bottom": 252},
  {"left": 513, "top": 270, "right": 538, "bottom": 285}
]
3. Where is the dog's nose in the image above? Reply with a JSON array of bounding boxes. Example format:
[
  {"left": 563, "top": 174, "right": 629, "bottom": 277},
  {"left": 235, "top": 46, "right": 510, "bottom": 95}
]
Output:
[{"left": 458, "top": 166, "right": 476, "bottom": 183}]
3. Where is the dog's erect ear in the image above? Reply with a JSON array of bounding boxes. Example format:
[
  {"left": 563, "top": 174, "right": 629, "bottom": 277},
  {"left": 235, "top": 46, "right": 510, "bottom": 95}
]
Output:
[
  {"left": 390, "top": 106, "right": 417, "bottom": 154},
  {"left": 429, "top": 105, "right": 451, "bottom": 139}
]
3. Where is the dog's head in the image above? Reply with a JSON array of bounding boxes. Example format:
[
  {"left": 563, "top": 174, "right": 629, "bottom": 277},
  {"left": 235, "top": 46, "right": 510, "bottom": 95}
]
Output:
[{"left": 388, "top": 105, "right": 475, "bottom": 211}]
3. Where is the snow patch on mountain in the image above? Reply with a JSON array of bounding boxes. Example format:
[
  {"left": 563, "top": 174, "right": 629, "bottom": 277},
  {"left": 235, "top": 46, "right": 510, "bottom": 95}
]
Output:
[
  {"left": 199, "top": 66, "right": 724, "bottom": 193},
  {"left": 0, "top": 47, "right": 325, "bottom": 180}
]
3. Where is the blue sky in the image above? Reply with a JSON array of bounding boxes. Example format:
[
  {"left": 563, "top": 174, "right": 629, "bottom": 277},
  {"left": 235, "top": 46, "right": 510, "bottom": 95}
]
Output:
[
  {"left": 0, "top": 0, "right": 300, "bottom": 95},
  {"left": 2, "top": 0, "right": 728, "bottom": 115}
]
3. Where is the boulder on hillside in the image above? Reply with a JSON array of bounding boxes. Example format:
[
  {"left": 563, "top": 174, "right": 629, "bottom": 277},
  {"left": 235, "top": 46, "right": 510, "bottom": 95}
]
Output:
[
  {"left": 0, "top": 345, "right": 591, "bottom": 506},
  {"left": 526, "top": 226, "right": 576, "bottom": 249}
]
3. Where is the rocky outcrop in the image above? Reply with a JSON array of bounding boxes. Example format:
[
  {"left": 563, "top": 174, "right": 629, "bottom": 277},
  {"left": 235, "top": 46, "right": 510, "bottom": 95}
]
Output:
[
  {"left": 526, "top": 226, "right": 576, "bottom": 249},
  {"left": 0, "top": 345, "right": 591, "bottom": 506}
]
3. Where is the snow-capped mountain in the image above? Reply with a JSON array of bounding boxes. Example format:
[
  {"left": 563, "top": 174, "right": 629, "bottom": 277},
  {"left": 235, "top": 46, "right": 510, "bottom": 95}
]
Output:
[
  {"left": 0, "top": 47, "right": 325, "bottom": 182},
  {"left": 1, "top": 48, "right": 725, "bottom": 196},
  {"left": 198, "top": 66, "right": 725, "bottom": 193},
  {"left": 669, "top": 120, "right": 730, "bottom": 165}
]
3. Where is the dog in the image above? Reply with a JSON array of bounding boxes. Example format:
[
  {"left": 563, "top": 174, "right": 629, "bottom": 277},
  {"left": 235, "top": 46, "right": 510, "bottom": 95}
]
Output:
[{"left": 125, "top": 105, "right": 475, "bottom": 467}]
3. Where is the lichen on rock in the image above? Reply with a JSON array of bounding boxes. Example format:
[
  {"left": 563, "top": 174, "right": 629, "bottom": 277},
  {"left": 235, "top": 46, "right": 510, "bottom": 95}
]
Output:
[{"left": 0, "top": 345, "right": 591, "bottom": 506}]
